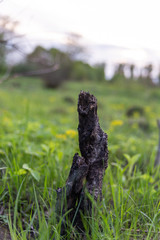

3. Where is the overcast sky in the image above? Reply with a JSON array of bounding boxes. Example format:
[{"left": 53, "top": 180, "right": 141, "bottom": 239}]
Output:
[{"left": 1, "top": 0, "right": 160, "bottom": 77}]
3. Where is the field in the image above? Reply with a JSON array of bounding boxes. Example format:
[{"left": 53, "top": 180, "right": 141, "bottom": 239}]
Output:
[{"left": 0, "top": 77, "right": 160, "bottom": 239}]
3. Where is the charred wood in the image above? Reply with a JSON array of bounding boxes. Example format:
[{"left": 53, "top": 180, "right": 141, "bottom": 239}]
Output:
[{"left": 56, "top": 91, "right": 108, "bottom": 236}]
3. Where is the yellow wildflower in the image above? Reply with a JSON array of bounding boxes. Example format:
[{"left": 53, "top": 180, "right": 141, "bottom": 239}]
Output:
[
  {"left": 65, "top": 129, "right": 77, "bottom": 138},
  {"left": 56, "top": 134, "right": 66, "bottom": 140},
  {"left": 111, "top": 120, "right": 123, "bottom": 127}
]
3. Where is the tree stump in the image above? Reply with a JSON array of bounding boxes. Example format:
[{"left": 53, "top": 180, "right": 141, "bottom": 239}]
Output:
[
  {"left": 155, "top": 119, "right": 160, "bottom": 166},
  {"left": 56, "top": 91, "right": 108, "bottom": 236}
]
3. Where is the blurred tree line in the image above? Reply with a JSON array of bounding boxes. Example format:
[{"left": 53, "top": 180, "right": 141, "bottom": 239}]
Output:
[
  {"left": 12, "top": 45, "right": 106, "bottom": 88},
  {"left": 1, "top": 14, "right": 160, "bottom": 88},
  {"left": 112, "top": 62, "right": 160, "bottom": 86},
  {"left": 0, "top": 15, "right": 105, "bottom": 87}
]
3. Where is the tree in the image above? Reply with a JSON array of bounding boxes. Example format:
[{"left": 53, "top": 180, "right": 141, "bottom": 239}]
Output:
[
  {"left": 144, "top": 64, "right": 153, "bottom": 79},
  {"left": 26, "top": 46, "right": 72, "bottom": 88},
  {"left": 139, "top": 64, "right": 153, "bottom": 86},
  {"left": 129, "top": 64, "right": 135, "bottom": 79},
  {"left": 0, "top": 15, "right": 22, "bottom": 85},
  {"left": 93, "top": 63, "right": 106, "bottom": 81},
  {"left": 0, "top": 15, "right": 19, "bottom": 71},
  {"left": 115, "top": 63, "right": 125, "bottom": 76},
  {"left": 65, "top": 32, "right": 87, "bottom": 61},
  {"left": 111, "top": 63, "right": 126, "bottom": 83}
]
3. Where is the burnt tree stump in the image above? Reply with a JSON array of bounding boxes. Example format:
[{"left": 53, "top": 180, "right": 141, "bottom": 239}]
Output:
[
  {"left": 155, "top": 119, "right": 160, "bottom": 166},
  {"left": 56, "top": 91, "right": 108, "bottom": 236}
]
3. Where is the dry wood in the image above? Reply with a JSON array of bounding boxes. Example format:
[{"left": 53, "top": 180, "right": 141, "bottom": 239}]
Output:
[
  {"left": 56, "top": 91, "right": 108, "bottom": 235},
  {"left": 154, "top": 119, "right": 160, "bottom": 166},
  {"left": 78, "top": 91, "right": 108, "bottom": 202}
]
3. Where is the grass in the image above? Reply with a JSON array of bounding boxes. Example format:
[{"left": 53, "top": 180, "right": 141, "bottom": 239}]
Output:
[{"left": 0, "top": 77, "right": 160, "bottom": 239}]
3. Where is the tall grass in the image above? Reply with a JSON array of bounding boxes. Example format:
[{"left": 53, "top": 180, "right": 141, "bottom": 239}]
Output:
[{"left": 0, "top": 77, "right": 160, "bottom": 239}]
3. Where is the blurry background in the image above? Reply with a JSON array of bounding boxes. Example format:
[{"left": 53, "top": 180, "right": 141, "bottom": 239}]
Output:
[{"left": 1, "top": 0, "right": 160, "bottom": 86}]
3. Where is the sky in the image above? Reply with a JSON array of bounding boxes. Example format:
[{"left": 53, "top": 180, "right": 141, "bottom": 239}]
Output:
[{"left": 1, "top": 0, "right": 160, "bottom": 78}]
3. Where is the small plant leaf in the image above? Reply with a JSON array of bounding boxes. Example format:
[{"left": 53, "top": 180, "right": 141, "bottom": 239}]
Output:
[
  {"left": 30, "top": 170, "right": 40, "bottom": 182},
  {"left": 16, "top": 169, "right": 27, "bottom": 175},
  {"left": 22, "top": 164, "right": 40, "bottom": 181},
  {"left": 41, "top": 144, "right": 50, "bottom": 153},
  {"left": 22, "top": 163, "right": 30, "bottom": 171}
]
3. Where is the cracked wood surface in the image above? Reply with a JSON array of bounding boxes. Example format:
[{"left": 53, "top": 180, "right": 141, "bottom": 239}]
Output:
[{"left": 56, "top": 91, "right": 108, "bottom": 235}]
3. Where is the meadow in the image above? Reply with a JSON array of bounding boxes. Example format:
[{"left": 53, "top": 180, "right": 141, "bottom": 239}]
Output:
[{"left": 0, "top": 77, "right": 160, "bottom": 239}]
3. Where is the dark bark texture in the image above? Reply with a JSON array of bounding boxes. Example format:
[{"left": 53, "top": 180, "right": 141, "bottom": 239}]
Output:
[
  {"left": 78, "top": 91, "right": 108, "bottom": 201},
  {"left": 56, "top": 91, "right": 108, "bottom": 235},
  {"left": 155, "top": 119, "right": 160, "bottom": 166}
]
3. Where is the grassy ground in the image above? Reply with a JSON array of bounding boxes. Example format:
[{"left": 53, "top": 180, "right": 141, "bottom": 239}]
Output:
[{"left": 0, "top": 77, "right": 160, "bottom": 239}]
